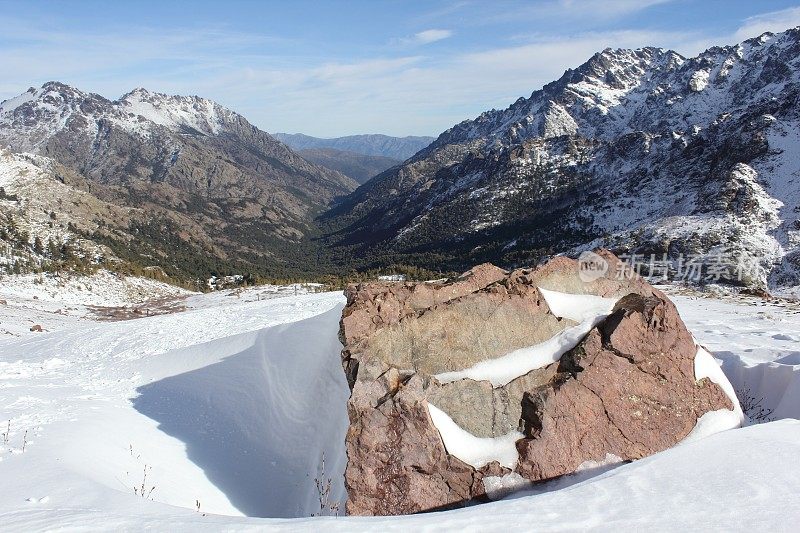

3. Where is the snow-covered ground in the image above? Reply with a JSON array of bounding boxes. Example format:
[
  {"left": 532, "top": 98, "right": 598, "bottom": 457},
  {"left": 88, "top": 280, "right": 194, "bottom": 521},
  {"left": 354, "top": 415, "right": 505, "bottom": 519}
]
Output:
[
  {"left": 0, "top": 271, "right": 325, "bottom": 339},
  {"left": 0, "top": 282, "right": 799, "bottom": 531},
  {"left": 0, "top": 271, "right": 191, "bottom": 338},
  {"left": 669, "top": 289, "right": 800, "bottom": 422}
]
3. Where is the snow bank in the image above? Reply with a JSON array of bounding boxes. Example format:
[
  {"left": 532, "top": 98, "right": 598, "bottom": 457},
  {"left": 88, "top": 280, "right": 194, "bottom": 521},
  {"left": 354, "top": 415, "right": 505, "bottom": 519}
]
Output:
[
  {"left": 538, "top": 287, "right": 618, "bottom": 322},
  {"left": 5, "top": 420, "right": 800, "bottom": 530},
  {"left": 1, "top": 283, "right": 800, "bottom": 529},
  {"left": 0, "top": 270, "right": 192, "bottom": 306},
  {"left": 427, "top": 403, "right": 521, "bottom": 469},
  {"left": 0, "top": 290, "right": 348, "bottom": 520},
  {"left": 683, "top": 347, "right": 745, "bottom": 443},
  {"left": 673, "top": 290, "right": 800, "bottom": 423},
  {"left": 131, "top": 304, "right": 350, "bottom": 518},
  {"left": 719, "top": 354, "right": 800, "bottom": 421}
]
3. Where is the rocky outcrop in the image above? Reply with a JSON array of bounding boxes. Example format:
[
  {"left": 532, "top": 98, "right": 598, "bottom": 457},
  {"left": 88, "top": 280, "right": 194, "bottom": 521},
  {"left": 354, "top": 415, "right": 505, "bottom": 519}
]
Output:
[
  {"left": 340, "top": 251, "right": 735, "bottom": 515},
  {"left": 516, "top": 292, "right": 731, "bottom": 480}
]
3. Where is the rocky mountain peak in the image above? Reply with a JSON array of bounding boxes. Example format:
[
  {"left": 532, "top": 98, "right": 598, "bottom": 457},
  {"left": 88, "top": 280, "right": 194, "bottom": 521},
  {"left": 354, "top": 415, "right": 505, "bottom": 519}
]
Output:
[
  {"left": 0, "top": 81, "right": 248, "bottom": 143},
  {"left": 574, "top": 46, "right": 673, "bottom": 87},
  {"left": 0, "top": 80, "right": 357, "bottom": 281},
  {"left": 117, "top": 87, "right": 234, "bottom": 136},
  {"left": 425, "top": 45, "right": 684, "bottom": 152},
  {"left": 39, "top": 80, "right": 85, "bottom": 95},
  {"left": 1, "top": 82, "right": 94, "bottom": 116},
  {"left": 322, "top": 26, "right": 800, "bottom": 290}
]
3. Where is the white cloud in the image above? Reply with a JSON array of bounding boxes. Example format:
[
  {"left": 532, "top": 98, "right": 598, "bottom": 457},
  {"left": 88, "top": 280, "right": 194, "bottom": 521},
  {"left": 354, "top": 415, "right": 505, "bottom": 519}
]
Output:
[
  {"left": 734, "top": 7, "right": 800, "bottom": 41},
  {"left": 210, "top": 29, "right": 704, "bottom": 136},
  {"left": 464, "top": 0, "right": 675, "bottom": 26},
  {"left": 0, "top": 19, "right": 706, "bottom": 137},
  {"left": 556, "top": 0, "right": 673, "bottom": 18},
  {"left": 4, "top": 4, "right": 796, "bottom": 138},
  {"left": 399, "top": 29, "right": 453, "bottom": 46}
]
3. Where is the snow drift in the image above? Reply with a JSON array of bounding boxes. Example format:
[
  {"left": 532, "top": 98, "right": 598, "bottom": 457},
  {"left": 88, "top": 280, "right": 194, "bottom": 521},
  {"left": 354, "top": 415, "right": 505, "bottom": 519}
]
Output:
[
  {"left": 131, "top": 304, "right": 349, "bottom": 518},
  {"left": 0, "top": 290, "right": 349, "bottom": 520}
]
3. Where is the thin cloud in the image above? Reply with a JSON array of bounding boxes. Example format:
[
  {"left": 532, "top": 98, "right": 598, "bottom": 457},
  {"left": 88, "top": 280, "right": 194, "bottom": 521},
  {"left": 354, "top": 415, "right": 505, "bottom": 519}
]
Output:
[
  {"left": 0, "top": 23, "right": 706, "bottom": 136},
  {"left": 206, "top": 29, "right": 705, "bottom": 136},
  {"left": 734, "top": 7, "right": 800, "bottom": 41},
  {"left": 1, "top": 4, "right": 793, "bottom": 137},
  {"left": 556, "top": 0, "right": 673, "bottom": 18},
  {"left": 398, "top": 29, "right": 453, "bottom": 46},
  {"left": 456, "top": 0, "right": 675, "bottom": 27}
]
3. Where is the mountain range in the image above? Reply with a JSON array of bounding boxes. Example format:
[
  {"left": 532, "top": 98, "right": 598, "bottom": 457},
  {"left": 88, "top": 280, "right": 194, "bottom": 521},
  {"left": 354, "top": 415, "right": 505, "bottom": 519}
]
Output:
[
  {"left": 288, "top": 147, "right": 403, "bottom": 185},
  {"left": 320, "top": 28, "right": 800, "bottom": 289},
  {"left": 2, "top": 27, "right": 800, "bottom": 289},
  {"left": 273, "top": 133, "right": 435, "bottom": 184},
  {"left": 0, "top": 83, "right": 356, "bottom": 282},
  {"left": 272, "top": 132, "right": 434, "bottom": 160}
]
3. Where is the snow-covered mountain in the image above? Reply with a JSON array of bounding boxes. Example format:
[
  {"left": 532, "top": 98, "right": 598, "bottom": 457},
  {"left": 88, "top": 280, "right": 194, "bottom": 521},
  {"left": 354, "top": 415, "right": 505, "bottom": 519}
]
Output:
[
  {"left": 272, "top": 132, "right": 435, "bottom": 161},
  {"left": 322, "top": 28, "right": 800, "bottom": 290},
  {"left": 0, "top": 149, "right": 131, "bottom": 275},
  {"left": 0, "top": 83, "right": 357, "bottom": 280}
]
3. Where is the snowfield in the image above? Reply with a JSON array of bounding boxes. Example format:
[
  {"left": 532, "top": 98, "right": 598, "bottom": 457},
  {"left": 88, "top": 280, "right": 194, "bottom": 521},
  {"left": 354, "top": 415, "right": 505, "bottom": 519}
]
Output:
[{"left": 1, "top": 282, "right": 799, "bottom": 531}]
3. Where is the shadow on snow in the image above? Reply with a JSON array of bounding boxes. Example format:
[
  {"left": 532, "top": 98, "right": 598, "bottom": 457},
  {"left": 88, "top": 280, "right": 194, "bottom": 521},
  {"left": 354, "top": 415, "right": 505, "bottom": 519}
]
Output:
[{"left": 132, "top": 305, "right": 349, "bottom": 518}]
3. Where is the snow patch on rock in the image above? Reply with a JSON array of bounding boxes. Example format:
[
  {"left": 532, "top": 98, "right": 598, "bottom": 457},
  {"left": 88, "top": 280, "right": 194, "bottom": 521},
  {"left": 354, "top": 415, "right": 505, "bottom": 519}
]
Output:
[
  {"left": 538, "top": 287, "right": 618, "bottom": 322},
  {"left": 683, "top": 346, "right": 745, "bottom": 443},
  {"left": 435, "top": 289, "right": 616, "bottom": 387},
  {"left": 427, "top": 403, "right": 521, "bottom": 469},
  {"left": 482, "top": 472, "right": 532, "bottom": 500},
  {"left": 688, "top": 70, "right": 710, "bottom": 92},
  {"left": 542, "top": 102, "right": 579, "bottom": 138},
  {"left": 434, "top": 316, "right": 603, "bottom": 387},
  {"left": 118, "top": 88, "right": 231, "bottom": 136}
]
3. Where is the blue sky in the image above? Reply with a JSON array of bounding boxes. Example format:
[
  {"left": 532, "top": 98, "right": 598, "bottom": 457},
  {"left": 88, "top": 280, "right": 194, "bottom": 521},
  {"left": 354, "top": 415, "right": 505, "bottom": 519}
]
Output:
[{"left": 1, "top": 0, "right": 799, "bottom": 137}]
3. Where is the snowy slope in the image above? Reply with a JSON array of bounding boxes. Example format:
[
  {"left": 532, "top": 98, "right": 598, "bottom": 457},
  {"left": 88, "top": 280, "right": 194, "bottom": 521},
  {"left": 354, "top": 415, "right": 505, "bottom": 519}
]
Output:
[
  {"left": 0, "top": 83, "right": 243, "bottom": 145},
  {"left": 0, "top": 270, "right": 193, "bottom": 338},
  {"left": 3, "top": 420, "right": 799, "bottom": 531},
  {"left": 117, "top": 88, "right": 237, "bottom": 136},
  {"left": 669, "top": 289, "right": 800, "bottom": 422},
  {"left": 0, "top": 290, "right": 347, "bottom": 520},
  {"left": 0, "top": 149, "right": 147, "bottom": 275},
  {"left": 1, "top": 285, "right": 799, "bottom": 530}
]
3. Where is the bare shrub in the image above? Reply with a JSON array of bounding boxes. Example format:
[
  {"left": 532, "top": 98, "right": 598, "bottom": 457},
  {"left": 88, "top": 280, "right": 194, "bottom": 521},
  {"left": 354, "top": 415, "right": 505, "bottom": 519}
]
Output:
[
  {"left": 133, "top": 464, "right": 156, "bottom": 499},
  {"left": 737, "top": 384, "right": 775, "bottom": 423},
  {"left": 312, "top": 452, "right": 340, "bottom": 517}
]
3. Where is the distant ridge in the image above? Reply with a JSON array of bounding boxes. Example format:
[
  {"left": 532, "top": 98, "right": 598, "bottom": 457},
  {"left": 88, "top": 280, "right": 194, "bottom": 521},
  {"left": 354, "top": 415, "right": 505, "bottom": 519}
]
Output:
[
  {"left": 272, "top": 132, "right": 435, "bottom": 161},
  {"left": 292, "top": 147, "right": 402, "bottom": 185}
]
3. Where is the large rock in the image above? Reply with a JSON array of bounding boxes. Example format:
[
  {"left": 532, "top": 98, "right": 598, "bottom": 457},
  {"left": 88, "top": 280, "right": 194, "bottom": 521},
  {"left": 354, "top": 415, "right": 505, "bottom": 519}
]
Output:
[
  {"left": 339, "top": 251, "right": 734, "bottom": 516},
  {"left": 516, "top": 292, "right": 731, "bottom": 480}
]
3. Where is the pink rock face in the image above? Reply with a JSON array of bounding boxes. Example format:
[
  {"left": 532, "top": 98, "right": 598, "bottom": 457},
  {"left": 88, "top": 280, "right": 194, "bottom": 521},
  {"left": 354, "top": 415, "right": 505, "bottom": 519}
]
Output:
[
  {"left": 339, "top": 251, "right": 733, "bottom": 516},
  {"left": 344, "top": 376, "right": 483, "bottom": 516},
  {"left": 516, "top": 293, "right": 732, "bottom": 481}
]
